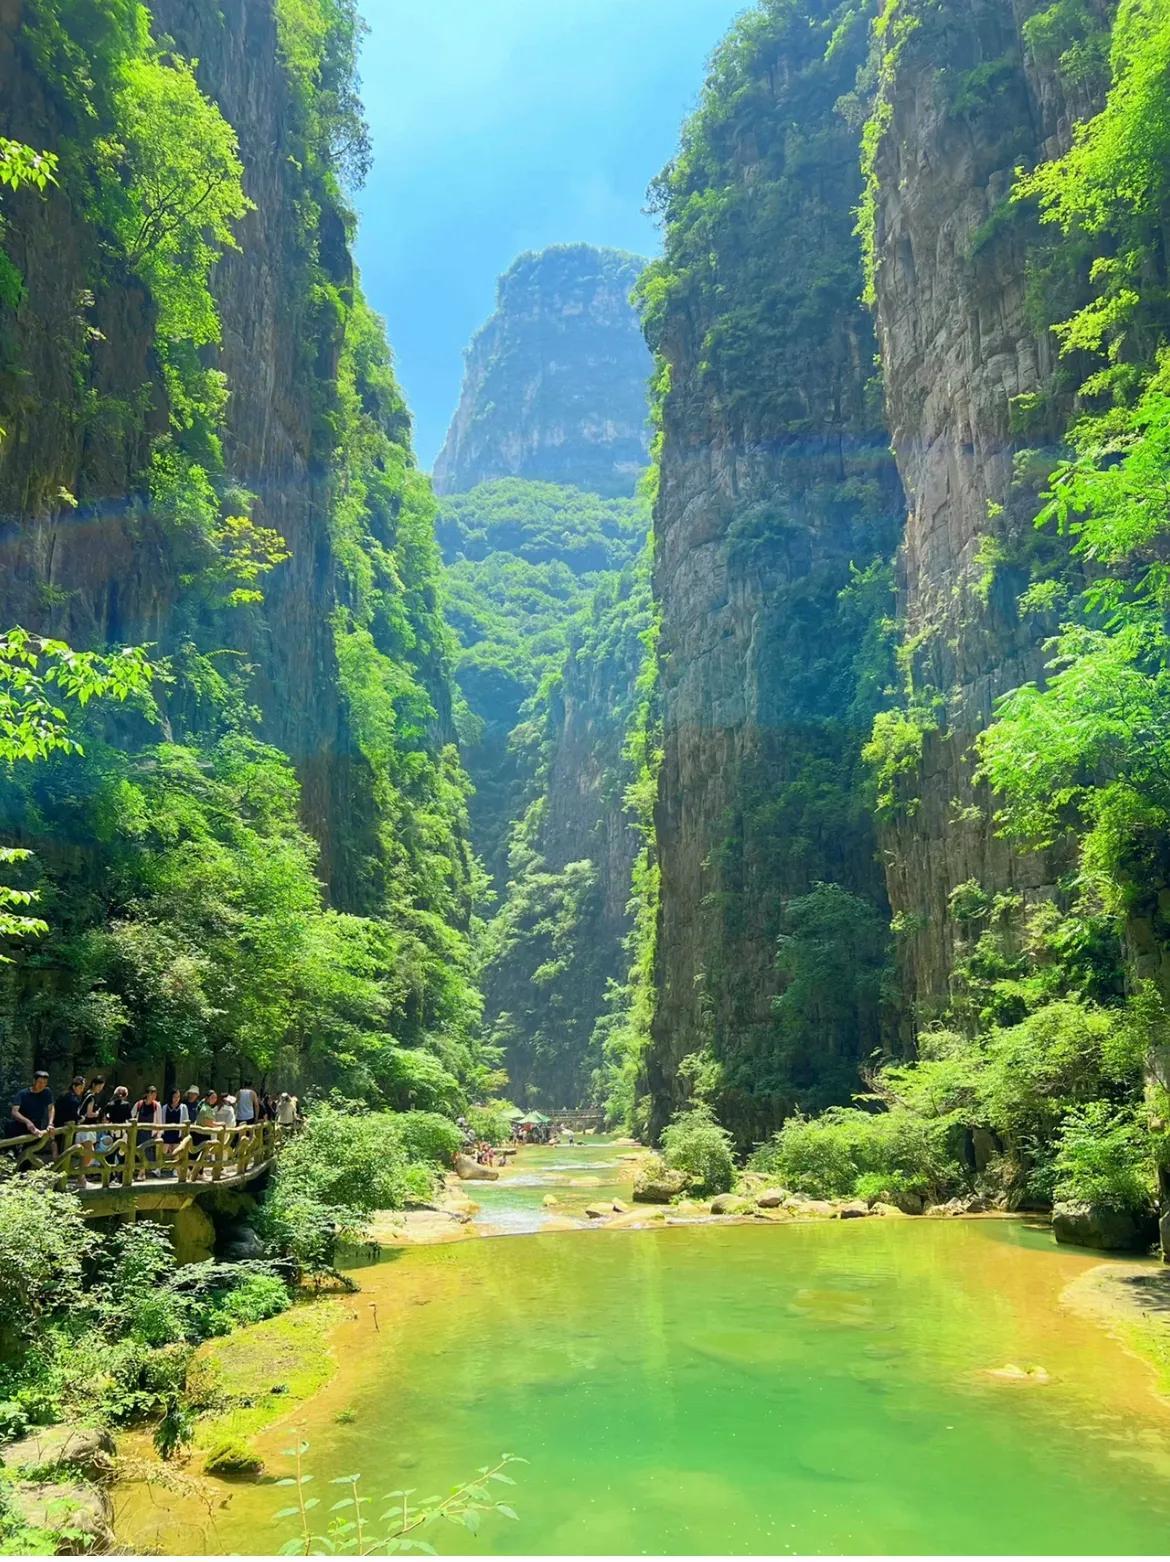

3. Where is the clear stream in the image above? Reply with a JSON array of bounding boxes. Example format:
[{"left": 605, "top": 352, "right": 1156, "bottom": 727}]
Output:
[{"left": 126, "top": 1141, "right": 1170, "bottom": 1555}]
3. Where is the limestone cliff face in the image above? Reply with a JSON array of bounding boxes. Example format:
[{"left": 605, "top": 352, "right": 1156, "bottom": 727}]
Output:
[
  {"left": 869, "top": 0, "right": 1114, "bottom": 1015},
  {"left": 433, "top": 245, "right": 651, "bottom": 498},
  {"left": 483, "top": 570, "right": 650, "bottom": 1107},
  {"left": 643, "top": 1, "right": 904, "bottom": 1144},
  {"left": 0, "top": 0, "right": 458, "bottom": 913}
]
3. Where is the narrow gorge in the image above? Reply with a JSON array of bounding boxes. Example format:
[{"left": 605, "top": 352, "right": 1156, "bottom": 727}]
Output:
[{"left": 5, "top": 0, "right": 1170, "bottom": 1554}]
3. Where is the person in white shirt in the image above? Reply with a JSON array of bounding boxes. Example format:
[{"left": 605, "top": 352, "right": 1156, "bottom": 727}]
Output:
[
  {"left": 213, "top": 1095, "right": 237, "bottom": 1130},
  {"left": 236, "top": 1081, "right": 258, "bottom": 1124},
  {"left": 276, "top": 1091, "right": 299, "bottom": 1127}
]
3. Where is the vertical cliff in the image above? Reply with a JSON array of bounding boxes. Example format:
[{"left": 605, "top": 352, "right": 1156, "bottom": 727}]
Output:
[
  {"left": 866, "top": 0, "right": 1114, "bottom": 1017},
  {"left": 641, "top": 0, "right": 904, "bottom": 1144},
  {"left": 0, "top": 0, "right": 481, "bottom": 1089},
  {"left": 432, "top": 244, "right": 652, "bottom": 498}
]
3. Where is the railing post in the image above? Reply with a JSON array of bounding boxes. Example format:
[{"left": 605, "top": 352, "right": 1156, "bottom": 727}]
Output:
[
  {"left": 212, "top": 1129, "right": 226, "bottom": 1182},
  {"left": 177, "top": 1135, "right": 190, "bottom": 1184},
  {"left": 124, "top": 1122, "right": 138, "bottom": 1187}
]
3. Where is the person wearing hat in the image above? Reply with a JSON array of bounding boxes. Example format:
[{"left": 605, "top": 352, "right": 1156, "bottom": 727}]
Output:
[
  {"left": 276, "top": 1090, "right": 299, "bottom": 1128},
  {"left": 184, "top": 1085, "right": 205, "bottom": 1145},
  {"left": 213, "top": 1093, "right": 237, "bottom": 1130},
  {"left": 4, "top": 1069, "right": 54, "bottom": 1148}
]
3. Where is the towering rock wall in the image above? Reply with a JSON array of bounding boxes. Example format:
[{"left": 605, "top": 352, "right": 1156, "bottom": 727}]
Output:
[
  {"left": 868, "top": 0, "right": 1114, "bottom": 1015},
  {"left": 483, "top": 564, "right": 651, "bottom": 1107},
  {"left": 642, "top": 1, "right": 904, "bottom": 1144},
  {"left": 0, "top": 0, "right": 480, "bottom": 1086},
  {"left": 0, "top": 0, "right": 462, "bottom": 911},
  {"left": 433, "top": 244, "right": 651, "bottom": 498}
]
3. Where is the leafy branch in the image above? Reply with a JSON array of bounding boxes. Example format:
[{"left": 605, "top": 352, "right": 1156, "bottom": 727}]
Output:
[{"left": 273, "top": 1440, "right": 523, "bottom": 1556}]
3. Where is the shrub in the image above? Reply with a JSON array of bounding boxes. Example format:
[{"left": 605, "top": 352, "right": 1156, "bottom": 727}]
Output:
[
  {"left": 0, "top": 1174, "right": 92, "bottom": 1357},
  {"left": 1052, "top": 1102, "right": 1152, "bottom": 1213},
  {"left": 259, "top": 1106, "right": 438, "bottom": 1270},
  {"left": 751, "top": 1106, "right": 959, "bottom": 1202},
  {"left": 466, "top": 1103, "right": 515, "bottom": 1145},
  {"left": 661, "top": 1105, "right": 736, "bottom": 1195},
  {"left": 390, "top": 1111, "right": 463, "bottom": 1167},
  {"left": 200, "top": 1274, "right": 290, "bottom": 1336}
]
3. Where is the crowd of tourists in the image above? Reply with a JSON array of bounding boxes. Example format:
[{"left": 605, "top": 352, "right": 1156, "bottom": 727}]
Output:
[{"left": 3, "top": 1071, "right": 302, "bottom": 1185}]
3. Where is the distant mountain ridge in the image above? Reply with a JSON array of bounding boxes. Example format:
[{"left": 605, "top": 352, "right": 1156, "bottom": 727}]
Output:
[{"left": 432, "top": 244, "right": 651, "bottom": 497}]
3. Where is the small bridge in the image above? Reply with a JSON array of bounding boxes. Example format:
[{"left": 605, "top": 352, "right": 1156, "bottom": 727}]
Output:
[
  {"left": 0, "top": 1120, "right": 288, "bottom": 1217},
  {"left": 549, "top": 1110, "right": 605, "bottom": 1133}
]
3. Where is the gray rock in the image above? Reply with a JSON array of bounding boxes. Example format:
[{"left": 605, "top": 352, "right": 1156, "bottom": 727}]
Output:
[
  {"left": 632, "top": 1164, "right": 689, "bottom": 1203},
  {"left": 837, "top": 1200, "right": 870, "bottom": 1220},
  {"left": 886, "top": 1189, "right": 925, "bottom": 1215},
  {"left": 1053, "top": 1201, "right": 1157, "bottom": 1252},
  {"left": 709, "top": 1194, "right": 752, "bottom": 1215},
  {"left": 755, "top": 1189, "right": 787, "bottom": 1209},
  {"left": 584, "top": 1204, "right": 609, "bottom": 1220},
  {"left": 785, "top": 1197, "right": 836, "bottom": 1217},
  {"left": 611, "top": 1199, "right": 628, "bottom": 1213},
  {"left": 454, "top": 1154, "right": 500, "bottom": 1182},
  {"left": 2, "top": 1425, "right": 115, "bottom": 1482},
  {"left": 8, "top": 1479, "right": 113, "bottom": 1553}
]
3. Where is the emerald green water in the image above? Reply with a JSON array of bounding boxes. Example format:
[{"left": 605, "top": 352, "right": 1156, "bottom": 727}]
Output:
[{"left": 127, "top": 1144, "right": 1170, "bottom": 1555}]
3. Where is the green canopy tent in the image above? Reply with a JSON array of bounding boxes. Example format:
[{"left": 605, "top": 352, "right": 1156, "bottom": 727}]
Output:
[
  {"left": 519, "top": 1111, "right": 550, "bottom": 1125},
  {"left": 505, "top": 1108, "right": 526, "bottom": 1121}
]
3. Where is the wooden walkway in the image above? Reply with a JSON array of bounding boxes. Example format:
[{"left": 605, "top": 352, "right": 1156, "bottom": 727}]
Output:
[{"left": 0, "top": 1120, "right": 289, "bottom": 1216}]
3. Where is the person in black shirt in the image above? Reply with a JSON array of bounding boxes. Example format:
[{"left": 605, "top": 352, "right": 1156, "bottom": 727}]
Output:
[
  {"left": 104, "top": 1086, "right": 133, "bottom": 1124},
  {"left": 5, "top": 1071, "right": 56, "bottom": 1163},
  {"left": 55, "top": 1076, "right": 88, "bottom": 1129},
  {"left": 5, "top": 1071, "right": 54, "bottom": 1148}
]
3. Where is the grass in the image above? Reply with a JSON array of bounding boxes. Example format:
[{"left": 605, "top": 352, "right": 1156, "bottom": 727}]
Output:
[{"left": 184, "top": 1295, "right": 342, "bottom": 1466}]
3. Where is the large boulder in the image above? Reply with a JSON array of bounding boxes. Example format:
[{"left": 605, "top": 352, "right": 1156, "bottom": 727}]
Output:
[
  {"left": 710, "top": 1194, "right": 753, "bottom": 1216},
  {"left": 885, "top": 1188, "right": 925, "bottom": 1215},
  {"left": 219, "top": 1222, "right": 265, "bottom": 1262},
  {"left": 7, "top": 1480, "right": 114, "bottom": 1553},
  {"left": 1053, "top": 1201, "right": 1157, "bottom": 1252},
  {"left": 836, "top": 1200, "right": 871, "bottom": 1220},
  {"left": 785, "top": 1197, "right": 836, "bottom": 1217},
  {"left": 584, "top": 1204, "right": 609, "bottom": 1220},
  {"left": 755, "top": 1188, "right": 788, "bottom": 1209},
  {"left": 454, "top": 1154, "right": 500, "bottom": 1182},
  {"left": 633, "top": 1163, "right": 689, "bottom": 1204},
  {"left": 2, "top": 1425, "right": 115, "bottom": 1483}
]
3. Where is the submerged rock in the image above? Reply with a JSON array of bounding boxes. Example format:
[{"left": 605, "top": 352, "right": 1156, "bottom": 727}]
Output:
[
  {"left": 1052, "top": 1201, "right": 1157, "bottom": 1252},
  {"left": 984, "top": 1363, "right": 1050, "bottom": 1384},
  {"left": 454, "top": 1154, "right": 500, "bottom": 1182}
]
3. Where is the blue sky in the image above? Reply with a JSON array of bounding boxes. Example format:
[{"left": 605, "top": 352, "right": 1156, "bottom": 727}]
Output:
[{"left": 352, "top": 0, "right": 744, "bottom": 467}]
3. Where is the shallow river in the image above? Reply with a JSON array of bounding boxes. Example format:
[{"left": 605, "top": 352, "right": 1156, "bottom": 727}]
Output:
[{"left": 128, "top": 1141, "right": 1170, "bottom": 1555}]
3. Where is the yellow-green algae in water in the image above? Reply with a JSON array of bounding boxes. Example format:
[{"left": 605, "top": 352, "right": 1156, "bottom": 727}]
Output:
[{"left": 127, "top": 1196, "right": 1170, "bottom": 1554}]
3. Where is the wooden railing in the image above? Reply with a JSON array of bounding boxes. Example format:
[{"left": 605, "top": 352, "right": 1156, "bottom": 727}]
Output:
[{"left": 0, "top": 1119, "right": 287, "bottom": 1193}]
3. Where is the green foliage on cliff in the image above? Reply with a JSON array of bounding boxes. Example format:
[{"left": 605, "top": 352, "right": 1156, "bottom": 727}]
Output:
[
  {"left": 981, "top": 1, "right": 1170, "bottom": 953},
  {"left": 0, "top": 1, "right": 489, "bottom": 1109},
  {"left": 481, "top": 553, "right": 654, "bottom": 1108}
]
